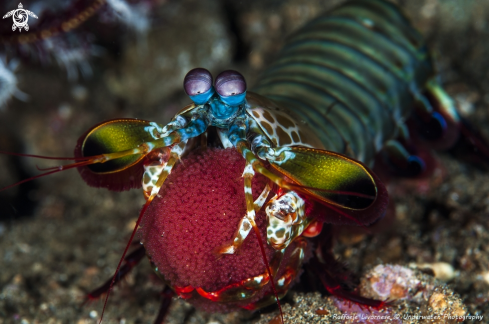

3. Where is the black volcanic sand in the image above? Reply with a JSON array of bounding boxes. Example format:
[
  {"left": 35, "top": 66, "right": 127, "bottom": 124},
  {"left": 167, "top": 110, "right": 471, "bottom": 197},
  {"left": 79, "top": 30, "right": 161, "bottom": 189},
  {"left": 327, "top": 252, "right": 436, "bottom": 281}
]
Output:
[{"left": 0, "top": 0, "right": 488, "bottom": 323}]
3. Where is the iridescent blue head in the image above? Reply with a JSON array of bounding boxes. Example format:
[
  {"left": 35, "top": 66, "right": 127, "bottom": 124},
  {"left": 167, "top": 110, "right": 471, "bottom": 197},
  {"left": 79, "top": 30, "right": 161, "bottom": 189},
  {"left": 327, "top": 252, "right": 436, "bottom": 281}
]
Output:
[
  {"left": 183, "top": 69, "right": 247, "bottom": 126},
  {"left": 184, "top": 68, "right": 215, "bottom": 105},
  {"left": 215, "top": 70, "right": 247, "bottom": 106}
]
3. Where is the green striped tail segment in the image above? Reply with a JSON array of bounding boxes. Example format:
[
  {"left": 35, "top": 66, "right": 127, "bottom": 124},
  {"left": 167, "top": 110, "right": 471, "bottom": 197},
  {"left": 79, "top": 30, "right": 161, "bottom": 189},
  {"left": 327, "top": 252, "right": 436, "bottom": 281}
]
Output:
[{"left": 253, "top": 0, "right": 435, "bottom": 166}]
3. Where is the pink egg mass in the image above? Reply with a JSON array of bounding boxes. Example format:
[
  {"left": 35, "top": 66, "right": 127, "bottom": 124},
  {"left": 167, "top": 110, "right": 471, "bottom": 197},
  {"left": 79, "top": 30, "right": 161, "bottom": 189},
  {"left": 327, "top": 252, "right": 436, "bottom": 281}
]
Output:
[{"left": 139, "top": 148, "right": 300, "bottom": 312}]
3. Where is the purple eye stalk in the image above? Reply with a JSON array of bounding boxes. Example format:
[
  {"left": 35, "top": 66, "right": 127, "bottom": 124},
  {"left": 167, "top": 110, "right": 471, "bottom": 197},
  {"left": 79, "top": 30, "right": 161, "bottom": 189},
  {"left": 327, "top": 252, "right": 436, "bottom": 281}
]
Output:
[
  {"left": 184, "top": 68, "right": 215, "bottom": 105},
  {"left": 215, "top": 70, "right": 247, "bottom": 106},
  {"left": 183, "top": 69, "right": 247, "bottom": 106}
]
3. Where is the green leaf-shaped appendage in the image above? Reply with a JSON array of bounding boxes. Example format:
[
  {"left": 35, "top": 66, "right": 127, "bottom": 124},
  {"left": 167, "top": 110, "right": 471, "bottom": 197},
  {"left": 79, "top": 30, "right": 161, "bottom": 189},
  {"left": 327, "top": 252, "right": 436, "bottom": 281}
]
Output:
[
  {"left": 269, "top": 147, "right": 377, "bottom": 210},
  {"left": 80, "top": 119, "right": 156, "bottom": 174}
]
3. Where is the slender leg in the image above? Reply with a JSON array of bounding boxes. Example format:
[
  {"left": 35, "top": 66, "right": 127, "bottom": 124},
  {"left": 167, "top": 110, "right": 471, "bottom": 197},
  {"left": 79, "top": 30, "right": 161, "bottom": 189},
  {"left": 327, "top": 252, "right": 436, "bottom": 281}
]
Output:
[
  {"left": 243, "top": 238, "right": 307, "bottom": 311},
  {"left": 98, "top": 140, "right": 189, "bottom": 322},
  {"left": 142, "top": 141, "right": 187, "bottom": 199},
  {"left": 309, "top": 257, "right": 387, "bottom": 308},
  {"left": 220, "top": 117, "right": 305, "bottom": 253},
  {"left": 217, "top": 183, "right": 271, "bottom": 254},
  {"left": 192, "top": 248, "right": 286, "bottom": 303},
  {"left": 145, "top": 115, "right": 187, "bottom": 139},
  {"left": 153, "top": 286, "right": 174, "bottom": 324},
  {"left": 309, "top": 225, "right": 387, "bottom": 309},
  {"left": 218, "top": 118, "right": 282, "bottom": 254},
  {"left": 86, "top": 245, "right": 146, "bottom": 301},
  {"left": 228, "top": 118, "right": 304, "bottom": 204},
  {"left": 254, "top": 183, "right": 271, "bottom": 211}
]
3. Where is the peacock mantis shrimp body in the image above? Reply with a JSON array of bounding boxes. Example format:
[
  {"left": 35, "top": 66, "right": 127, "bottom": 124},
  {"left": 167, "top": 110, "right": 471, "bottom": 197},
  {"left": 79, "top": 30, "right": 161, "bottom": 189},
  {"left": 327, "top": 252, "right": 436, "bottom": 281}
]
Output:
[{"left": 70, "top": 0, "right": 474, "bottom": 318}]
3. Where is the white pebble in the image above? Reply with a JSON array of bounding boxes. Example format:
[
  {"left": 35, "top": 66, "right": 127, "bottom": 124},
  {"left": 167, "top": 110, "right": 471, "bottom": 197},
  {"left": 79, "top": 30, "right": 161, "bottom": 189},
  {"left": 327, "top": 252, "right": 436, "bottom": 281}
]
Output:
[{"left": 412, "top": 262, "right": 456, "bottom": 281}]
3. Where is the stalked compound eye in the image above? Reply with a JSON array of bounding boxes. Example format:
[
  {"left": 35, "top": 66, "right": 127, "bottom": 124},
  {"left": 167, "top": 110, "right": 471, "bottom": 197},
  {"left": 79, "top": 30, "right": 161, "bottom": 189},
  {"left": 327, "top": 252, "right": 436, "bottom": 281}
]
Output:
[
  {"left": 215, "top": 70, "right": 247, "bottom": 106},
  {"left": 183, "top": 68, "right": 215, "bottom": 105}
]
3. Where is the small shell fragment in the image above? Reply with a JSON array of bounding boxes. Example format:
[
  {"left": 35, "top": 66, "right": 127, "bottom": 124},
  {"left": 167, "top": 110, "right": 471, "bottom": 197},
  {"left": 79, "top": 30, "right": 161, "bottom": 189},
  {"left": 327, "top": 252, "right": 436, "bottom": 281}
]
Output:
[{"left": 411, "top": 262, "right": 456, "bottom": 281}]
